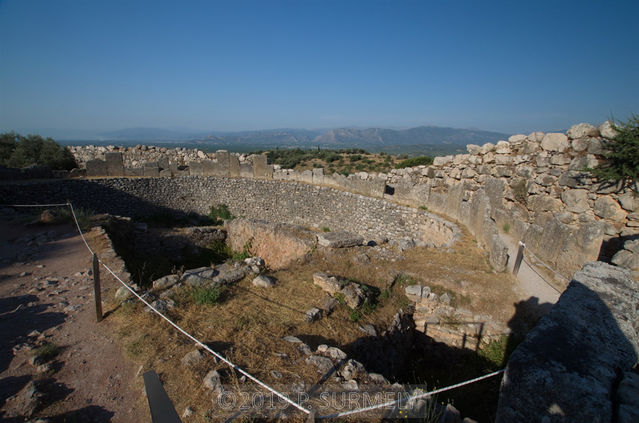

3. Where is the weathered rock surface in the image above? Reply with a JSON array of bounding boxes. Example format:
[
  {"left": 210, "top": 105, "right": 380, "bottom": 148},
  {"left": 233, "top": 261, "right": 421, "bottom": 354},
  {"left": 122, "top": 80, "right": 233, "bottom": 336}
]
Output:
[
  {"left": 152, "top": 274, "right": 179, "bottom": 290},
  {"left": 203, "top": 370, "right": 223, "bottom": 394},
  {"left": 496, "top": 262, "right": 639, "bottom": 423},
  {"left": 566, "top": 122, "right": 600, "bottom": 139},
  {"left": 181, "top": 349, "right": 205, "bottom": 367},
  {"left": 541, "top": 133, "right": 569, "bottom": 152},
  {"left": 305, "top": 355, "right": 335, "bottom": 374},
  {"left": 252, "top": 274, "right": 276, "bottom": 288},
  {"left": 305, "top": 307, "right": 322, "bottom": 322},
  {"left": 181, "top": 267, "right": 218, "bottom": 287},
  {"left": 313, "top": 272, "right": 344, "bottom": 294},
  {"left": 316, "top": 231, "right": 364, "bottom": 248},
  {"left": 227, "top": 219, "right": 317, "bottom": 269}
]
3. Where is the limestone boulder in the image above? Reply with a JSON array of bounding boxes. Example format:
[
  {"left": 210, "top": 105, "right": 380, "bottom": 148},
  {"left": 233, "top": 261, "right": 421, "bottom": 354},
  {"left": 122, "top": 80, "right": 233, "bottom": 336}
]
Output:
[
  {"left": 566, "top": 123, "right": 600, "bottom": 139},
  {"left": 182, "top": 267, "right": 218, "bottom": 287},
  {"left": 316, "top": 231, "right": 364, "bottom": 248},
  {"left": 203, "top": 370, "right": 223, "bottom": 394},
  {"left": 181, "top": 349, "right": 205, "bottom": 367},
  {"left": 594, "top": 197, "right": 627, "bottom": 221},
  {"left": 433, "top": 155, "right": 453, "bottom": 166},
  {"left": 541, "top": 133, "right": 569, "bottom": 152},
  {"left": 252, "top": 275, "right": 276, "bottom": 288},
  {"left": 599, "top": 120, "right": 618, "bottom": 139},
  {"left": 466, "top": 144, "right": 481, "bottom": 154},
  {"left": 618, "top": 193, "right": 639, "bottom": 212},
  {"left": 522, "top": 140, "right": 540, "bottom": 154},
  {"left": 305, "top": 307, "right": 322, "bottom": 322},
  {"left": 313, "top": 273, "right": 344, "bottom": 294},
  {"left": 306, "top": 355, "right": 334, "bottom": 373},
  {"left": 561, "top": 189, "right": 590, "bottom": 213},
  {"left": 612, "top": 249, "right": 639, "bottom": 270},
  {"left": 496, "top": 262, "right": 639, "bottom": 423},
  {"left": 480, "top": 142, "right": 495, "bottom": 154},
  {"left": 508, "top": 134, "right": 527, "bottom": 144},
  {"left": 152, "top": 274, "right": 179, "bottom": 290},
  {"left": 495, "top": 140, "right": 511, "bottom": 154},
  {"left": 340, "top": 282, "right": 365, "bottom": 308},
  {"left": 571, "top": 138, "right": 590, "bottom": 152}
]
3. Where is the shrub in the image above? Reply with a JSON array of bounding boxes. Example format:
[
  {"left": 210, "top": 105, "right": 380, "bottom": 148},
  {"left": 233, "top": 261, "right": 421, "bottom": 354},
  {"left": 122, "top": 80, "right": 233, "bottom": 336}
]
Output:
[
  {"left": 395, "top": 155, "right": 434, "bottom": 169},
  {"left": 349, "top": 308, "right": 362, "bottom": 322},
  {"left": 191, "top": 286, "right": 225, "bottom": 305},
  {"left": 209, "top": 204, "right": 233, "bottom": 224},
  {"left": 232, "top": 240, "right": 252, "bottom": 261},
  {"left": 590, "top": 114, "right": 639, "bottom": 190},
  {"left": 502, "top": 223, "right": 511, "bottom": 233},
  {"left": 321, "top": 227, "right": 330, "bottom": 232},
  {"left": 2, "top": 133, "right": 77, "bottom": 170},
  {"left": 33, "top": 342, "right": 59, "bottom": 362}
]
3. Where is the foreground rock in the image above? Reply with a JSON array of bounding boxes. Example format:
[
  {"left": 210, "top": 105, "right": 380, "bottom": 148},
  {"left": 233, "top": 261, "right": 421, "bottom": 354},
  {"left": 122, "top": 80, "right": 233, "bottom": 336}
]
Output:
[
  {"left": 496, "top": 262, "right": 639, "bottom": 422},
  {"left": 252, "top": 275, "right": 276, "bottom": 288}
]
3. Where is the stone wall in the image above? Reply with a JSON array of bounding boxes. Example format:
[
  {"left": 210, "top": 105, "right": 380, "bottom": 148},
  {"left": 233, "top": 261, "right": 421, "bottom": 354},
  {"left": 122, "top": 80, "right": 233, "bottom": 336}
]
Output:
[
  {"left": 0, "top": 177, "right": 459, "bottom": 249},
  {"left": 64, "top": 121, "right": 638, "bottom": 280},
  {"left": 382, "top": 122, "right": 635, "bottom": 280}
]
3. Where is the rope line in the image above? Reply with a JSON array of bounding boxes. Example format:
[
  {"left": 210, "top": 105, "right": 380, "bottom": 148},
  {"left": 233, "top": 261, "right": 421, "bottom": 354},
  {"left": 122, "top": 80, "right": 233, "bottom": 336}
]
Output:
[
  {"left": 317, "top": 369, "right": 505, "bottom": 419},
  {"left": 523, "top": 248, "right": 570, "bottom": 282},
  {"left": 67, "top": 202, "right": 95, "bottom": 255},
  {"left": 2, "top": 203, "right": 70, "bottom": 207}
]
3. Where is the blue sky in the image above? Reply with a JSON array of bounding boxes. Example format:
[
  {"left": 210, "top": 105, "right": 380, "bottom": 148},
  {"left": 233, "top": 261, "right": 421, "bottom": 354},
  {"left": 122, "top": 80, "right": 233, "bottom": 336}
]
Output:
[{"left": 1, "top": 0, "right": 638, "bottom": 136}]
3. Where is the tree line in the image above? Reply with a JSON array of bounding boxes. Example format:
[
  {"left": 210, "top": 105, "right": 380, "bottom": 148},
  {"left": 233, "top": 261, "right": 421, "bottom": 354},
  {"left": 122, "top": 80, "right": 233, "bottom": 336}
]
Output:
[{"left": 0, "top": 132, "right": 77, "bottom": 170}]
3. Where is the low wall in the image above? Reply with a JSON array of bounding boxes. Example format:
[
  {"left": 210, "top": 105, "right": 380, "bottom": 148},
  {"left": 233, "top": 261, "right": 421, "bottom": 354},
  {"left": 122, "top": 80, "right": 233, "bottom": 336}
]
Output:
[{"left": 0, "top": 177, "right": 459, "bottom": 248}]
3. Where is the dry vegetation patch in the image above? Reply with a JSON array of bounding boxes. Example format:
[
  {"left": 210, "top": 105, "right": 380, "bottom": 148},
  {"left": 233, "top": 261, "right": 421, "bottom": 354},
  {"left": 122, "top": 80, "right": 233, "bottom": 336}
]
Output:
[{"left": 93, "top": 221, "right": 520, "bottom": 421}]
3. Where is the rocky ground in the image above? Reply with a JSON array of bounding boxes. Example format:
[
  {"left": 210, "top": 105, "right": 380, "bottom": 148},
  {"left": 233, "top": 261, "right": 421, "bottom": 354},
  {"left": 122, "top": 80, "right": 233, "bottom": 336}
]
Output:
[{"left": 0, "top": 212, "right": 147, "bottom": 422}]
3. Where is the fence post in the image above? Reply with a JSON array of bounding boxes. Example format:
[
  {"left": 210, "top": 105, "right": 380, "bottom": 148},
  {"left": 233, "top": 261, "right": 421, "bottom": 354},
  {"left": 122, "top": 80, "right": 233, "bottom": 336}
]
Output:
[
  {"left": 512, "top": 242, "right": 525, "bottom": 276},
  {"left": 92, "top": 253, "right": 103, "bottom": 322}
]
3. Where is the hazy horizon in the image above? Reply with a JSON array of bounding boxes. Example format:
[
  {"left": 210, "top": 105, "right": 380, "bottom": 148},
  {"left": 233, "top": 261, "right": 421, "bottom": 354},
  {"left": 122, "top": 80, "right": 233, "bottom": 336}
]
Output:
[{"left": 1, "top": 0, "right": 637, "bottom": 137}]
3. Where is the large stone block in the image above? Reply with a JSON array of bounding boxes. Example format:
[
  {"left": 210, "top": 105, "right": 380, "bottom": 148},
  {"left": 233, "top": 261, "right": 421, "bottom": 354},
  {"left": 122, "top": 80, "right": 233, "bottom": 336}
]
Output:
[
  {"left": 496, "top": 262, "right": 638, "bottom": 423},
  {"left": 143, "top": 162, "right": 160, "bottom": 177},
  {"left": 312, "top": 168, "right": 324, "bottom": 185},
  {"left": 105, "top": 152, "right": 124, "bottom": 176},
  {"left": 229, "top": 155, "right": 240, "bottom": 177},
  {"left": 566, "top": 122, "right": 600, "bottom": 139},
  {"left": 213, "top": 151, "right": 230, "bottom": 177},
  {"left": 541, "top": 133, "right": 569, "bottom": 152},
  {"left": 86, "top": 159, "right": 108, "bottom": 177},
  {"left": 252, "top": 154, "right": 271, "bottom": 179}
]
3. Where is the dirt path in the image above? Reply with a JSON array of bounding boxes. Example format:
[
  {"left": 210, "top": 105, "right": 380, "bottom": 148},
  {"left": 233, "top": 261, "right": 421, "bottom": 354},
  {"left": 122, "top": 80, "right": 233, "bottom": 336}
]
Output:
[
  {"left": 501, "top": 233, "right": 561, "bottom": 305},
  {"left": 0, "top": 217, "right": 148, "bottom": 422}
]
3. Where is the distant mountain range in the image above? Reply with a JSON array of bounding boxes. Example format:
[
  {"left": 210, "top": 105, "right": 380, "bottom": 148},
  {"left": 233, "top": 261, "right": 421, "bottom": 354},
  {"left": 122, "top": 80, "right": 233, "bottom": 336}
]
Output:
[{"left": 97, "top": 125, "right": 510, "bottom": 148}]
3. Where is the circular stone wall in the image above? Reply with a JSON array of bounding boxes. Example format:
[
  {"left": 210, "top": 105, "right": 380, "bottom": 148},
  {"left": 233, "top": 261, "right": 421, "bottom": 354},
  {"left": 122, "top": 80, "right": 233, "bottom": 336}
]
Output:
[{"left": 0, "top": 176, "right": 459, "bottom": 247}]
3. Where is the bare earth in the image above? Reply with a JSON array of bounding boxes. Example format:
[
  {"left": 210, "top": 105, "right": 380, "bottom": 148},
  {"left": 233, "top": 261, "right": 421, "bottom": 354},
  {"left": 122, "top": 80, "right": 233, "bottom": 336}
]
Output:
[{"left": 0, "top": 219, "right": 148, "bottom": 422}]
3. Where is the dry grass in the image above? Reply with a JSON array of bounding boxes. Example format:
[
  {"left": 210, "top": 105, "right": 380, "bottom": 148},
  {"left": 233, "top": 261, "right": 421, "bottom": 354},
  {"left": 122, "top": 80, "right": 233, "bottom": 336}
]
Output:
[{"left": 90, "top": 224, "right": 518, "bottom": 422}]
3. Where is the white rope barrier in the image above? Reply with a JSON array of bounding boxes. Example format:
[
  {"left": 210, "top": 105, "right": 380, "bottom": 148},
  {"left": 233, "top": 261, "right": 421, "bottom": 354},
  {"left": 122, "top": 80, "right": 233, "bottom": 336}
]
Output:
[
  {"left": 66, "top": 202, "right": 95, "bottom": 255},
  {"left": 2, "top": 203, "right": 70, "bottom": 207},
  {"left": 519, "top": 245, "right": 568, "bottom": 295},
  {"left": 317, "top": 369, "right": 505, "bottom": 419}
]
